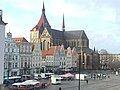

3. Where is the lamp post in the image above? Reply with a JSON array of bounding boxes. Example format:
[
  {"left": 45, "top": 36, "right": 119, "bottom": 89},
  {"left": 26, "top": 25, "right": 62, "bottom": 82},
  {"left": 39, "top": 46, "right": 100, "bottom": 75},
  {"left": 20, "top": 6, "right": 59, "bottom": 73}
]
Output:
[
  {"left": 78, "top": 54, "right": 81, "bottom": 90},
  {"left": 78, "top": 41, "right": 83, "bottom": 90}
]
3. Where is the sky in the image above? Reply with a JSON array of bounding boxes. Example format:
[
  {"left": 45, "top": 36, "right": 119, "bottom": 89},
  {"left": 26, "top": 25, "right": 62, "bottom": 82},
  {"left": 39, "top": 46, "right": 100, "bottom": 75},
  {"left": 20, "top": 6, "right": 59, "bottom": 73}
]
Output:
[{"left": 0, "top": 0, "right": 120, "bottom": 54}]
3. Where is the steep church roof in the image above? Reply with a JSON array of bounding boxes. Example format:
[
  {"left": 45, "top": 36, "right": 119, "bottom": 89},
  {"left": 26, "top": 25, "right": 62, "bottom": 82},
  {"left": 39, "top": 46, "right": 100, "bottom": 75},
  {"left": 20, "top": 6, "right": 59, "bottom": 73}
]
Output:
[
  {"left": 31, "top": 2, "right": 51, "bottom": 34},
  {"left": 48, "top": 29, "right": 64, "bottom": 39},
  {"left": 64, "top": 30, "right": 89, "bottom": 40},
  {"left": 76, "top": 47, "right": 93, "bottom": 54}
]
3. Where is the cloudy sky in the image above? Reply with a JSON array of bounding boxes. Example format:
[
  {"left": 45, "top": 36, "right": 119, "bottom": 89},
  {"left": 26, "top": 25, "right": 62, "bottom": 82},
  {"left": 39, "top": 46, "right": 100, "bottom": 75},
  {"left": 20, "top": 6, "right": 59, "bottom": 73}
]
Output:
[{"left": 0, "top": 0, "right": 120, "bottom": 54}]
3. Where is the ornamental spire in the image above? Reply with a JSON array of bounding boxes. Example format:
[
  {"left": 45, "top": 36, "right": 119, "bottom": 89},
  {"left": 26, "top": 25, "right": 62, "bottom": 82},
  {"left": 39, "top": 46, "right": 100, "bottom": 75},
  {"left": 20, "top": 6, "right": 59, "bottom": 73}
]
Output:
[
  {"left": 42, "top": 1, "right": 45, "bottom": 15},
  {"left": 62, "top": 13, "right": 65, "bottom": 32}
]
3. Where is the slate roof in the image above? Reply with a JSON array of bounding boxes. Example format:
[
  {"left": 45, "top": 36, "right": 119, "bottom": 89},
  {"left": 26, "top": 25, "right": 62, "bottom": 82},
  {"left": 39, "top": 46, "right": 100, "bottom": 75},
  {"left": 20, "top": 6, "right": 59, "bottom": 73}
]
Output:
[
  {"left": 75, "top": 47, "right": 94, "bottom": 54},
  {"left": 30, "top": 2, "right": 51, "bottom": 33},
  {"left": 64, "top": 30, "right": 88, "bottom": 40},
  {"left": 48, "top": 29, "right": 64, "bottom": 39}
]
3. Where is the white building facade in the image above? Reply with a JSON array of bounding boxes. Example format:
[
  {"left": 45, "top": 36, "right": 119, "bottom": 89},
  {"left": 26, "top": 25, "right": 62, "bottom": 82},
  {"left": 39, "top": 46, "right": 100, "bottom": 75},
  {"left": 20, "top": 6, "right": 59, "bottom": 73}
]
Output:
[
  {"left": 31, "top": 43, "right": 42, "bottom": 74},
  {"left": 59, "top": 45, "right": 66, "bottom": 70},
  {"left": 0, "top": 10, "right": 7, "bottom": 85},
  {"left": 65, "top": 47, "right": 78, "bottom": 71},
  {"left": 13, "top": 37, "right": 32, "bottom": 75},
  {"left": 4, "top": 32, "right": 20, "bottom": 77}
]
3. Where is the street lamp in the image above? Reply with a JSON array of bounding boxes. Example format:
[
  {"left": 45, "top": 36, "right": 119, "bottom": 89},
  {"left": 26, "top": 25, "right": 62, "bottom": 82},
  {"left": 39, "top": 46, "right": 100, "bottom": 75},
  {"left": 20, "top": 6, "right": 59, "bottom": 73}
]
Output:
[
  {"left": 78, "top": 41, "right": 83, "bottom": 90},
  {"left": 78, "top": 54, "right": 81, "bottom": 90}
]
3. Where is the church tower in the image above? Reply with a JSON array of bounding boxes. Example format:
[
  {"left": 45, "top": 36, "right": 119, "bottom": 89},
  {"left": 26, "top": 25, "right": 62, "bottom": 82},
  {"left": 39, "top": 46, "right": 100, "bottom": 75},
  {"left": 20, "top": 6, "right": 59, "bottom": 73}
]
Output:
[
  {"left": 62, "top": 14, "right": 66, "bottom": 48},
  {"left": 62, "top": 14, "right": 65, "bottom": 32},
  {"left": 30, "top": 1, "right": 51, "bottom": 44}
]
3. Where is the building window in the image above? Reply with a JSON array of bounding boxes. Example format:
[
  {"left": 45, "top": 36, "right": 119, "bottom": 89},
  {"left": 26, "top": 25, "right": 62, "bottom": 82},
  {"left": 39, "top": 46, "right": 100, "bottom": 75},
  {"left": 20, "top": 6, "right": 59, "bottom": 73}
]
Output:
[
  {"left": 16, "top": 56, "right": 17, "bottom": 60},
  {"left": 12, "top": 63, "right": 14, "bottom": 68},
  {"left": 25, "top": 62, "right": 27, "bottom": 67},
  {"left": 8, "top": 48, "right": 10, "bottom": 52},
  {"left": 43, "top": 40, "right": 46, "bottom": 50},
  {"left": 47, "top": 42, "right": 49, "bottom": 50},
  {"left": 87, "top": 56, "right": 90, "bottom": 65},
  {"left": 77, "top": 41, "right": 79, "bottom": 46},
  {"left": 74, "top": 41, "right": 76, "bottom": 47},
  {"left": 8, "top": 43, "right": 10, "bottom": 46},
  {"left": 21, "top": 63, "right": 23, "bottom": 67},
  {"left": 67, "top": 41, "right": 69, "bottom": 46},
  {"left": 72, "top": 41, "right": 74, "bottom": 46},
  {"left": 15, "top": 63, "right": 17, "bottom": 68},
  {"left": 12, "top": 49, "right": 14, "bottom": 52}
]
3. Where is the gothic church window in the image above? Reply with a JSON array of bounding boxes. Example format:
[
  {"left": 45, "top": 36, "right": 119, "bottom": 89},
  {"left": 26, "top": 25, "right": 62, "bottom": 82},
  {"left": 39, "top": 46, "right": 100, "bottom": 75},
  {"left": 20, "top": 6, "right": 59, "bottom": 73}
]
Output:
[
  {"left": 77, "top": 41, "right": 79, "bottom": 46},
  {"left": 68, "top": 41, "right": 69, "bottom": 46},
  {"left": 87, "top": 56, "right": 90, "bottom": 65},
  {"left": 74, "top": 41, "right": 76, "bottom": 47},
  {"left": 47, "top": 42, "right": 49, "bottom": 50},
  {"left": 72, "top": 41, "right": 74, "bottom": 46},
  {"left": 41, "top": 42, "right": 42, "bottom": 50},
  {"left": 43, "top": 40, "right": 46, "bottom": 50}
]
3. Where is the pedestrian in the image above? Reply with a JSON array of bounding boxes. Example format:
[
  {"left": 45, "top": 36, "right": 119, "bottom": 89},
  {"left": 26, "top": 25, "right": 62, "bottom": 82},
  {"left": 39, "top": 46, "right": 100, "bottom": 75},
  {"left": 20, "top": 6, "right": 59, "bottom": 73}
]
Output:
[
  {"left": 59, "top": 87, "right": 62, "bottom": 90},
  {"left": 93, "top": 73, "right": 96, "bottom": 80},
  {"left": 86, "top": 79, "right": 88, "bottom": 84}
]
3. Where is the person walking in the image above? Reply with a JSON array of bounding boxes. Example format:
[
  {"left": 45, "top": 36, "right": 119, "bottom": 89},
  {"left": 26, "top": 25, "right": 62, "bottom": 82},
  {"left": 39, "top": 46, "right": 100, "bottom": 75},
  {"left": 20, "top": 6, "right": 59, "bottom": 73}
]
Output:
[
  {"left": 59, "top": 87, "right": 62, "bottom": 90},
  {"left": 86, "top": 79, "right": 88, "bottom": 84}
]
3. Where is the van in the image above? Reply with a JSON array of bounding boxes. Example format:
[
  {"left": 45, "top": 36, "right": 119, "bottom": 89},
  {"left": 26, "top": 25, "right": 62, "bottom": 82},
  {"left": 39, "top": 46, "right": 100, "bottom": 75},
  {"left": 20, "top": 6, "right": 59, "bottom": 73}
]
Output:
[
  {"left": 75, "top": 74, "right": 88, "bottom": 80},
  {"left": 51, "top": 75, "right": 62, "bottom": 84},
  {"left": 40, "top": 73, "right": 54, "bottom": 79},
  {"left": 34, "top": 73, "right": 41, "bottom": 80}
]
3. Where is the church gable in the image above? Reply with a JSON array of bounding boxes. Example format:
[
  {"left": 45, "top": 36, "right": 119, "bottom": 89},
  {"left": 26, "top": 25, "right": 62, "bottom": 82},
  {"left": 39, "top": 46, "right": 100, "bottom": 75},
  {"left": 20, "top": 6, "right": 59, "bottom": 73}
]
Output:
[
  {"left": 80, "top": 30, "right": 88, "bottom": 40},
  {"left": 41, "top": 27, "right": 51, "bottom": 38}
]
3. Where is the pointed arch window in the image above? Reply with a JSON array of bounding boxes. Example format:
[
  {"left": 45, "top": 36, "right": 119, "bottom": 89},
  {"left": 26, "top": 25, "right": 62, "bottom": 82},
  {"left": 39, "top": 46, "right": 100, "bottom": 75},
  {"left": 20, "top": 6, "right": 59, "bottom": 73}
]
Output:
[
  {"left": 74, "top": 41, "right": 76, "bottom": 47},
  {"left": 72, "top": 41, "right": 74, "bottom": 47},
  {"left": 43, "top": 40, "right": 46, "bottom": 50},
  {"left": 41, "top": 42, "right": 42, "bottom": 50},
  {"left": 47, "top": 42, "right": 49, "bottom": 50},
  {"left": 67, "top": 41, "right": 69, "bottom": 46}
]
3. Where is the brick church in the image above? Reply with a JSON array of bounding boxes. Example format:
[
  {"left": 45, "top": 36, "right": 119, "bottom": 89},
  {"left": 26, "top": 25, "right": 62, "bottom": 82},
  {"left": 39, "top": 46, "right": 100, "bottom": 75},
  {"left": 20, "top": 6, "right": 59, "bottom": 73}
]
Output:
[{"left": 30, "top": 2, "right": 100, "bottom": 70}]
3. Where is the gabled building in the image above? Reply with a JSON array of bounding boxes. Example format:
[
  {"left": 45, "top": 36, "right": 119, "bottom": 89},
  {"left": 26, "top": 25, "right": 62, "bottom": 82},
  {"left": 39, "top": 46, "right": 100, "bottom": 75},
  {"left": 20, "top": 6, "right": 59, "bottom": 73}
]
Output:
[
  {"left": 13, "top": 37, "right": 32, "bottom": 75},
  {"left": 59, "top": 45, "right": 66, "bottom": 70},
  {"left": 31, "top": 43, "right": 42, "bottom": 74},
  {"left": 65, "top": 47, "right": 78, "bottom": 72},
  {"left": 4, "top": 32, "right": 20, "bottom": 77},
  {"left": 42, "top": 46, "right": 61, "bottom": 73}
]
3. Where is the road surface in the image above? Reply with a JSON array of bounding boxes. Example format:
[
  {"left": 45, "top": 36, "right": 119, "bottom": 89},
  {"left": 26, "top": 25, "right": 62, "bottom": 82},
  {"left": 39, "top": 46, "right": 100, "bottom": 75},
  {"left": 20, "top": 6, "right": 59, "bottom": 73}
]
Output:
[{"left": 5, "top": 74, "right": 120, "bottom": 90}]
